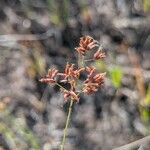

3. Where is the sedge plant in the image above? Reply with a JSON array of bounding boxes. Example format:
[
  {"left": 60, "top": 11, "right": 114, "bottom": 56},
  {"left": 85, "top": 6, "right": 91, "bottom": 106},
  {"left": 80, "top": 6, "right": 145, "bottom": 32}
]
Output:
[{"left": 40, "top": 36, "right": 106, "bottom": 150}]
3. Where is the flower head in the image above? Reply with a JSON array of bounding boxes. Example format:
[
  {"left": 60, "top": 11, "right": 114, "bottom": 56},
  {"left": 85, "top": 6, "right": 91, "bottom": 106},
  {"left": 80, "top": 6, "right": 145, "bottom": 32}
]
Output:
[
  {"left": 58, "top": 63, "right": 84, "bottom": 82},
  {"left": 83, "top": 68, "right": 106, "bottom": 94},
  {"left": 40, "top": 36, "right": 106, "bottom": 102},
  {"left": 39, "top": 68, "right": 58, "bottom": 84},
  {"left": 94, "top": 49, "right": 105, "bottom": 60},
  {"left": 75, "top": 36, "right": 98, "bottom": 56}
]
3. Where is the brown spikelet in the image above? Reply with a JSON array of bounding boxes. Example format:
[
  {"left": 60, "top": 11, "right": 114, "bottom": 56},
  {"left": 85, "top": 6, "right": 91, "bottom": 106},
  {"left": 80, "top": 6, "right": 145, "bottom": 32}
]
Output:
[
  {"left": 83, "top": 71, "right": 106, "bottom": 95},
  {"left": 58, "top": 63, "right": 84, "bottom": 81},
  {"left": 94, "top": 49, "right": 105, "bottom": 60},
  {"left": 75, "top": 36, "right": 98, "bottom": 56},
  {"left": 39, "top": 68, "right": 58, "bottom": 84}
]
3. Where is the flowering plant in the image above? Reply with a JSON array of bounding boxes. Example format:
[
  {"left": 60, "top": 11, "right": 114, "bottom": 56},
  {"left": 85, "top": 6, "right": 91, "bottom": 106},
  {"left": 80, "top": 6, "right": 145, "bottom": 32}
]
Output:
[{"left": 40, "top": 36, "right": 106, "bottom": 149}]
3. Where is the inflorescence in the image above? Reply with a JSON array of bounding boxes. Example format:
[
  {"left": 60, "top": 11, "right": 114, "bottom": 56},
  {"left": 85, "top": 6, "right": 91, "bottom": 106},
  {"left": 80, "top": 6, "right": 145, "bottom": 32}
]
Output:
[{"left": 40, "top": 36, "right": 106, "bottom": 103}]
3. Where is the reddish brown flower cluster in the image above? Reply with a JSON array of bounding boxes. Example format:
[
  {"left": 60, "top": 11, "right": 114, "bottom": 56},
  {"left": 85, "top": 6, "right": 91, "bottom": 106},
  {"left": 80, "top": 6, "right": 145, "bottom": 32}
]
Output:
[
  {"left": 94, "top": 49, "right": 106, "bottom": 60},
  {"left": 39, "top": 68, "right": 58, "bottom": 84},
  {"left": 58, "top": 63, "right": 84, "bottom": 82},
  {"left": 40, "top": 64, "right": 84, "bottom": 102},
  {"left": 40, "top": 36, "right": 106, "bottom": 103},
  {"left": 83, "top": 67, "right": 106, "bottom": 94},
  {"left": 75, "top": 36, "right": 97, "bottom": 55},
  {"left": 75, "top": 36, "right": 105, "bottom": 61}
]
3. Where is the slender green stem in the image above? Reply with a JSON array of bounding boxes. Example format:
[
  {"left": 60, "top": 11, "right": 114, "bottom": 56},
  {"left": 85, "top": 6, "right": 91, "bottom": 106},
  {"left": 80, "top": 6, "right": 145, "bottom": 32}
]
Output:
[{"left": 60, "top": 99, "right": 74, "bottom": 150}]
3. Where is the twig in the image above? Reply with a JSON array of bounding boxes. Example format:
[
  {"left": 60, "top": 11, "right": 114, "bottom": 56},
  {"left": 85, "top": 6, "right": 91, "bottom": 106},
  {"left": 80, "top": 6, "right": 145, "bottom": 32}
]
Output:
[
  {"left": 128, "top": 48, "right": 145, "bottom": 98},
  {"left": 113, "top": 135, "right": 150, "bottom": 150},
  {"left": 0, "top": 30, "right": 53, "bottom": 43},
  {"left": 60, "top": 100, "right": 74, "bottom": 150}
]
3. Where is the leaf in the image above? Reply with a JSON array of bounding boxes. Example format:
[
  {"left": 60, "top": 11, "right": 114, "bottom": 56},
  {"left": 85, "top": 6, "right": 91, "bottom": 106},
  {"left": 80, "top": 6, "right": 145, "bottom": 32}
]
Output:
[
  {"left": 0, "top": 111, "right": 41, "bottom": 150},
  {"left": 144, "top": 85, "right": 150, "bottom": 106},
  {"left": 141, "top": 107, "right": 150, "bottom": 122},
  {"left": 143, "top": 0, "right": 150, "bottom": 12},
  {"left": 109, "top": 66, "right": 123, "bottom": 89}
]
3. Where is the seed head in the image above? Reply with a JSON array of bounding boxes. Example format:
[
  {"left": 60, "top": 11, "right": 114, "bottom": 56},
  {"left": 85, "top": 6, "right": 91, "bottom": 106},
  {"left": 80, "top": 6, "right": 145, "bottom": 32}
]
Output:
[
  {"left": 75, "top": 36, "right": 98, "bottom": 56},
  {"left": 39, "top": 68, "right": 58, "bottom": 84},
  {"left": 83, "top": 72, "right": 106, "bottom": 95},
  {"left": 94, "top": 49, "right": 105, "bottom": 60},
  {"left": 58, "top": 63, "right": 84, "bottom": 81},
  {"left": 40, "top": 36, "right": 106, "bottom": 102}
]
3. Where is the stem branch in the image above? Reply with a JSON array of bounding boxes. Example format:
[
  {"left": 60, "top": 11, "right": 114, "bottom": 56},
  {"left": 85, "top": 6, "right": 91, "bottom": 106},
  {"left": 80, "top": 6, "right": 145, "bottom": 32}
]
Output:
[{"left": 60, "top": 99, "right": 74, "bottom": 150}]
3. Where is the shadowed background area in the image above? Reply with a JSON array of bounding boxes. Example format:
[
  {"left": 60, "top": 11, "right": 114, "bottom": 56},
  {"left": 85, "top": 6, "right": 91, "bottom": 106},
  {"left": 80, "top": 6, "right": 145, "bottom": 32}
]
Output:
[{"left": 0, "top": 0, "right": 150, "bottom": 150}]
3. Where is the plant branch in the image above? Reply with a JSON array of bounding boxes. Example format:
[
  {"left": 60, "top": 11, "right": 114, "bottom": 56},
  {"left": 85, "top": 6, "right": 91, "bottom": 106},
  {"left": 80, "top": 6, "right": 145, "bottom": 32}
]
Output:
[
  {"left": 60, "top": 99, "right": 74, "bottom": 150},
  {"left": 113, "top": 135, "right": 150, "bottom": 150}
]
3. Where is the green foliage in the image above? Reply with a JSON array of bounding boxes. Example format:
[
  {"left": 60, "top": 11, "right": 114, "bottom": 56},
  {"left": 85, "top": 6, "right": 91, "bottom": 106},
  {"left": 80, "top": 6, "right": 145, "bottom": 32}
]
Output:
[
  {"left": 109, "top": 66, "right": 123, "bottom": 89},
  {"left": 33, "top": 50, "right": 46, "bottom": 76},
  {"left": 143, "top": 0, "right": 150, "bottom": 12},
  {"left": 95, "top": 61, "right": 123, "bottom": 89},
  {"left": 144, "top": 85, "right": 150, "bottom": 106},
  {"left": 141, "top": 85, "right": 150, "bottom": 123},
  {"left": 141, "top": 107, "right": 150, "bottom": 122},
  {"left": 47, "top": 0, "right": 69, "bottom": 26},
  {"left": 27, "top": 49, "right": 46, "bottom": 78},
  {"left": 0, "top": 110, "right": 40, "bottom": 150}
]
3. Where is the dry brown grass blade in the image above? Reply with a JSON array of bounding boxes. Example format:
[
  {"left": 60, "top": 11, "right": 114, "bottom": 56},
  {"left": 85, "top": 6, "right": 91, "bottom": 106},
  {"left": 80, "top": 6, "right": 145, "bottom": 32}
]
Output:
[
  {"left": 113, "top": 135, "right": 150, "bottom": 150},
  {"left": 128, "top": 49, "right": 145, "bottom": 99}
]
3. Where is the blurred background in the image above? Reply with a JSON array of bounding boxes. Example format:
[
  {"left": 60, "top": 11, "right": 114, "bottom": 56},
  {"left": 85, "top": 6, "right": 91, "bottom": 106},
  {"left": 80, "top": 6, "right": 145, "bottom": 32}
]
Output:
[{"left": 0, "top": 0, "right": 150, "bottom": 150}]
